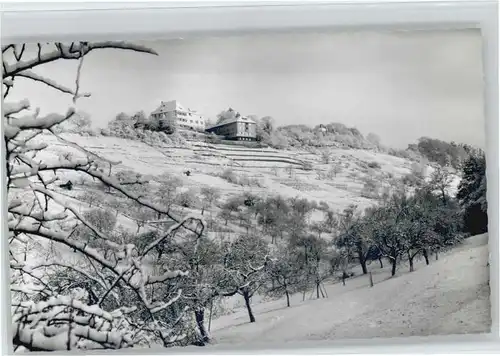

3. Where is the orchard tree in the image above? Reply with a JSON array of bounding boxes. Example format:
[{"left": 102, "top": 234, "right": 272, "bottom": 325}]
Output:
[
  {"left": 256, "top": 195, "right": 290, "bottom": 243},
  {"left": 291, "top": 234, "right": 331, "bottom": 299},
  {"left": 335, "top": 205, "right": 375, "bottom": 275},
  {"left": 429, "top": 165, "right": 454, "bottom": 205},
  {"left": 157, "top": 173, "right": 183, "bottom": 215},
  {"left": 219, "top": 235, "right": 269, "bottom": 323},
  {"left": 329, "top": 163, "right": 343, "bottom": 179},
  {"left": 266, "top": 245, "right": 302, "bottom": 307},
  {"left": 398, "top": 189, "right": 440, "bottom": 272},
  {"left": 200, "top": 186, "right": 221, "bottom": 216},
  {"left": 168, "top": 234, "right": 222, "bottom": 345},
  {"left": 368, "top": 194, "right": 409, "bottom": 277}
]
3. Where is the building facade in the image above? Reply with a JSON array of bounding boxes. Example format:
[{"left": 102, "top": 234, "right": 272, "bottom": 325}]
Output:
[
  {"left": 151, "top": 100, "right": 206, "bottom": 132},
  {"left": 205, "top": 116, "right": 257, "bottom": 141}
]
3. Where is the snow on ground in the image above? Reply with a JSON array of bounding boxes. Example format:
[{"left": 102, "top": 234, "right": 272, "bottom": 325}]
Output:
[
  {"left": 209, "top": 234, "right": 490, "bottom": 346},
  {"left": 32, "top": 133, "right": 453, "bottom": 216},
  {"left": 12, "top": 133, "right": 488, "bottom": 349}
]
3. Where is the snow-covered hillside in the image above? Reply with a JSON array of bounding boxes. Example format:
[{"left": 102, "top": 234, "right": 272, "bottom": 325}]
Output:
[
  {"left": 33, "top": 133, "right": 458, "bottom": 214},
  {"left": 209, "top": 234, "right": 490, "bottom": 347},
  {"left": 14, "top": 132, "right": 483, "bottom": 350}
]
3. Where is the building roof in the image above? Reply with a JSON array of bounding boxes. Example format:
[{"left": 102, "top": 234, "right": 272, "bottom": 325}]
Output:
[
  {"left": 152, "top": 100, "right": 200, "bottom": 115},
  {"left": 206, "top": 116, "right": 257, "bottom": 130}
]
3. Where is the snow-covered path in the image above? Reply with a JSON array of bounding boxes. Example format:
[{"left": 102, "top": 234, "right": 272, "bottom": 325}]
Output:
[{"left": 209, "top": 234, "right": 490, "bottom": 346}]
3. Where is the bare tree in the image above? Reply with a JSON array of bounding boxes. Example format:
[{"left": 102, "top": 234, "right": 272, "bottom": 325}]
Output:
[
  {"left": 256, "top": 195, "right": 290, "bottom": 243},
  {"left": 291, "top": 235, "right": 331, "bottom": 299},
  {"left": 321, "top": 150, "right": 331, "bottom": 164},
  {"left": 5, "top": 41, "right": 206, "bottom": 351},
  {"left": 329, "top": 163, "right": 343, "bottom": 179},
  {"left": 167, "top": 234, "right": 222, "bottom": 345},
  {"left": 335, "top": 205, "right": 372, "bottom": 275},
  {"left": 368, "top": 194, "right": 409, "bottom": 277},
  {"left": 266, "top": 245, "right": 302, "bottom": 307},
  {"left": 200, "top": 186, "right": 220, "bottom": 216},
  {"left": 429, "top": 165, "right": 454, "bottom": 205},
  {"left": 218, "top": 235, "right": 269, "bottom": 323}
]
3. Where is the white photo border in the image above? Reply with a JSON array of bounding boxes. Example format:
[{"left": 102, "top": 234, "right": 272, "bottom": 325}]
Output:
[{"left": 0, "top": 1, "right": 498, "bottom": 354}]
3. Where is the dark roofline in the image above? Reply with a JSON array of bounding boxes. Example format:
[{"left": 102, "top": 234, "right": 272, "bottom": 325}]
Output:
[{"left": 206, "top": 118, "right": 256, "bottom": 131}]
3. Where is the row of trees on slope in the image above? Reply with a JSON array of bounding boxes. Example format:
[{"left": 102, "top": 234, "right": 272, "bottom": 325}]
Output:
[
  {"left": 408, "top": 137, "right": 477, "bottom": 170},
  {"left": 214, "top": 112, "right": 476, "bottom": 172},
  {"left": 79, "top": 142, "right": 487, "bottom": 321}
]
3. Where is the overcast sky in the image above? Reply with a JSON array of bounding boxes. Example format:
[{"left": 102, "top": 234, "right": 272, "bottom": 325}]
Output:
[{"left": 8, "top": 28, "right": 485, "bottom": 149}]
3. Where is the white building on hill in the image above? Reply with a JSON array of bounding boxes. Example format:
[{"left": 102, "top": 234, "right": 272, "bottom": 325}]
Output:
[{"left": 151, "top": 100, "right": 206, "bottom": 132}]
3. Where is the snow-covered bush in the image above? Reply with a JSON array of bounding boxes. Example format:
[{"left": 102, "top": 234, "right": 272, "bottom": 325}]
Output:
[{"left": 218, "top": 168, "right": 263, "bottom": 187}]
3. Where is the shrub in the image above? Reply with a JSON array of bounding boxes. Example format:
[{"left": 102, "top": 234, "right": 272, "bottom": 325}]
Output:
[
  {"left": 367, "top": 161, "right": 382, "bottom": 169},
  {"left": 177, "top": 190, "right": 199, "bottom": 208},
  {"left": 302, "top": 162, "right": 313, "bottom": 171},
  {"left": 220, "top": 168, "right": 239, "bottom": 184},
  {"left": 361, "top": 176, "right": 380, "bottom": 199}
]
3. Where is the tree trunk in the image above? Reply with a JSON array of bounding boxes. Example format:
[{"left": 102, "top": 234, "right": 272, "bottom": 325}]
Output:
[
  {"left": 321, "top": 283, "right": 329, "bottom": 298},
  {"left": 194, "top": 309, "right": 209, "bottom": 344},
  {"left": 441, "top": 189, "right": 447, "bottom": 205},
  {"left": 408, "top": 251, "right": 414, "bottom": 272},
  {"left": 391, "top": 257, "right": 397, "bottom": 277},
  {"left": 319, "top": 283, "right": 326, "bottom": 298},
  {"left": 243, "top": 291, "right": 255, "bottom": 323},
  {"left": 285, "top": 289, "right": 290, "bottom": 307},
  {"left": 369, "top": 271, "right": 374, "bottom": 287},
  {"left": 316, "top": 281, "right": 320, "bottom": 299},
  {"left": 136, "top": 224, "right": 141, "bottom": 234},
  {"left": 358, "top": 248, "right": 368, "bottom": 275},
  {"left": 379, "top": 257, "right": 384, "bottom": 268},
  {"left": 423, "top": 249, "right": 430, "bottom": 265},
  {"left": 208, "top": 299, "right": 214, "bottom": 332},
  {"left": 435, "top": 251, "right": 439, "bottom": 260}
]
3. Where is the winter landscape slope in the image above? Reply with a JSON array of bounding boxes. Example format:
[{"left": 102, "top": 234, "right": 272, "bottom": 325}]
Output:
[
  {"left": 22, "top": 132, "right": 488, "bottom": 347},
  {"left": 34, "top": 132, "right": 458, "bottom": 215},
  {"left": 209, "top": 233, "right": 490, "bottom": 347}
]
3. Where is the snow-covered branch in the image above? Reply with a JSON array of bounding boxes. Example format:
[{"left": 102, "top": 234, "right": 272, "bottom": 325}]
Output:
[
  {"left": 5, "top": 108, "right": 75, "bottom": 140},
  {"left": 16, "top": 70, "right": 91, "bottom": 98},
  {"left": 6, "top": 40, "right": 198, "bottom": 351},
  {"left": 4, "top": 41, "right": 158, "bottom": 78}
]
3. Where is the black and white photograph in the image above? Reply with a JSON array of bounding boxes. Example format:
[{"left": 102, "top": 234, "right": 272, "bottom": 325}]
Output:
[{"left": 4, "top": 28, "right": 490, "bottom": 352}]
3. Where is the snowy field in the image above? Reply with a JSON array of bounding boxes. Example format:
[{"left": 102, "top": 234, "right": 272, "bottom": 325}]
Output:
[
  {"left": 209, "top": 234, "right": 490, "bottom": 347},
  {"left": 34, "top": 133, "right": 456, "bottom": 214}
]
